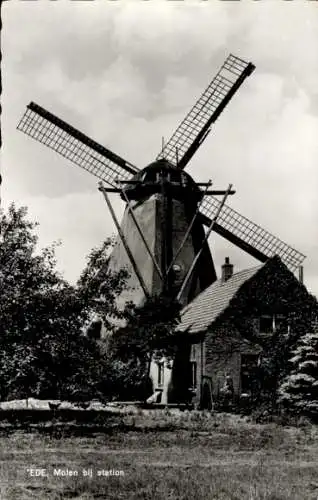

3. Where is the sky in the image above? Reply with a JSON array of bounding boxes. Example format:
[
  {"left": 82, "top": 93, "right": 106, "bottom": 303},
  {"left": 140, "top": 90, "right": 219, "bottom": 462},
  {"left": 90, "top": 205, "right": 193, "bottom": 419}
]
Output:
[{"left": 2, "top": 1, "right": 318, "bottom": 297}]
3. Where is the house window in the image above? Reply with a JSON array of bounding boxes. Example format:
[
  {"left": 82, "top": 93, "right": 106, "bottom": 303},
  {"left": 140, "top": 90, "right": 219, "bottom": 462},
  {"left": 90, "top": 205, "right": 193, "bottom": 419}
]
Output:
[
  {"left": 259, "top": 315, "right": 273, "bottom": 334},
  {"left": 190, "top": 361, "right": 197, "bottom": 389},
  {"left": 259, "top": 315, "right": 288, "bottom": 335},
  {"left": 157, "top": 362, "right": 164, "bottom": 387}
]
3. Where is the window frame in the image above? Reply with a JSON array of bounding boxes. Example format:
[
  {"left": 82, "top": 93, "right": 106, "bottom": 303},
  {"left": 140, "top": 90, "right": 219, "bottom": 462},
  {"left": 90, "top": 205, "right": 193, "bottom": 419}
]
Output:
[
  {"left": 190, "top": 361, "right": 197, "bottom": 390},
  {"left": 157, "top": 361, "right": 164, "bottom": 388},
  {"left": 258, "top": 314, "right": 288, "bottom": 336}
]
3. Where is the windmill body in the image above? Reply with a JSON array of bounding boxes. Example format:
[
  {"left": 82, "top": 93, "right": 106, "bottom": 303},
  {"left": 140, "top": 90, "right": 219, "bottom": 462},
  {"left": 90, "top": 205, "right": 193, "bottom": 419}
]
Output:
[{"left": 108, "top": 159, "right": 217, "bottom": 308}]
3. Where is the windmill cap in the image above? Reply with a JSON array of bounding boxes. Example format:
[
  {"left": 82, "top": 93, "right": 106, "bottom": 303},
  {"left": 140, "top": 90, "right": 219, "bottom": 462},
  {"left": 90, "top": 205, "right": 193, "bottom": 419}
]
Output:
[{"left": 141, "top": 158, "right": 192, "bottom": 177}]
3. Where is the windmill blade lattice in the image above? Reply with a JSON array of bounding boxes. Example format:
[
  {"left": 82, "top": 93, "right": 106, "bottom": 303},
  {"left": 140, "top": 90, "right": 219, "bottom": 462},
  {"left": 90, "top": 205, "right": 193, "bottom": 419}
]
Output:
[
  {"left": 17, "top": 102, "right": 138, "bottom": 187},
  {"left": 157, "top": 54, "right": 255, "bottom": 170},
  {"left": 199, "top": 196, "right": 305, "bottom": 271}
]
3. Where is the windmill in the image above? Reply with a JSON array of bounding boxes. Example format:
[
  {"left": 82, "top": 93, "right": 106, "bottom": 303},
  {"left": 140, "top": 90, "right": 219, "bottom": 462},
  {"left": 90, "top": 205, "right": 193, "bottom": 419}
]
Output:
[{"left": 17, "top": 54, "right": 306, "bottom": 308}]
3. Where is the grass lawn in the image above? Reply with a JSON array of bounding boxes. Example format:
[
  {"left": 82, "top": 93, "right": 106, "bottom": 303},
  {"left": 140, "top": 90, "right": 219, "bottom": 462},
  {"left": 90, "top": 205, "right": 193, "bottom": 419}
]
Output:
[{"left": 0, "top": 411, "right": 317, "bottom": 499}]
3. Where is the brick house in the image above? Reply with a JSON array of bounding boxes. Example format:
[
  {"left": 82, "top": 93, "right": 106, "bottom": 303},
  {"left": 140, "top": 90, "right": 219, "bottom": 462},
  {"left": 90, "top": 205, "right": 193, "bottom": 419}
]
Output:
[{"left": 150, "top": 255, "right": 315, "bottom": 408}]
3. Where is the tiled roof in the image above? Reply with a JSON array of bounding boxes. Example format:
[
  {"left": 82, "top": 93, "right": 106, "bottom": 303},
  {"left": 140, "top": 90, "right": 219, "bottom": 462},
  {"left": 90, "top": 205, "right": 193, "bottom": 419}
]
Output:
[{"left": 179, "top": 263, "right": 264, "bottom": 334}]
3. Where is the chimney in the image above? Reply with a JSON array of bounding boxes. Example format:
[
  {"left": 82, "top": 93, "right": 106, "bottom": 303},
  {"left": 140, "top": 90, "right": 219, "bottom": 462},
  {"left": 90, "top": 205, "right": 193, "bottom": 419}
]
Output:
[
  {"left": 298, "top": 265, "right": 304, "bottom": 284},
  {"left": 221, "top": 257, "right": 233, "bottom": 283}
]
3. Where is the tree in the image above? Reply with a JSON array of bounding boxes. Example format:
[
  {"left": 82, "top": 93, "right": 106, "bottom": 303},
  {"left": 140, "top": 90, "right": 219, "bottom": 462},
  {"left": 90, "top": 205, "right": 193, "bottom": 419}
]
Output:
[
  {"left": 278, "top": 319, "right": 318, "bottom": 418},
  {"left": 108, "top": 295, "right": 182, "bottom": 400},
  {"left": 0, "top": 204, "right": 128, "bottom": 401},
  {"left": 77, "top": 236, "right": 129, "bottom": 333},
  {"left": 111, "top": 295, "right": 182, "bottom": 364}
]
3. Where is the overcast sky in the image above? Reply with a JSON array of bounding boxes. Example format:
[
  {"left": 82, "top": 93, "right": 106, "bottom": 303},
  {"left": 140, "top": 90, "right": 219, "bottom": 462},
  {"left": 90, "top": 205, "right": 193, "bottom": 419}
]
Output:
[{"left": 2, "top": 1, "right": 318, "bottom": 297}]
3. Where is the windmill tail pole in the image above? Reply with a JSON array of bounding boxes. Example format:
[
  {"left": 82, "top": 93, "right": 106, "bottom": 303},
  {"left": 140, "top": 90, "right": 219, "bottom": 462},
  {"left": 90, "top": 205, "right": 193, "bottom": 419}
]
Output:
[
  {"left": 98, "top": 182, "right": 150, "bottom": 300},
  {"left": 120, "top": 186, "right": 163, "bottom": 282},
  {"left": 167, "top": 180, "right": 212, "bottom": 276},
  {"left": 177, "top": 184, "right": 233, "bottom": 302}
]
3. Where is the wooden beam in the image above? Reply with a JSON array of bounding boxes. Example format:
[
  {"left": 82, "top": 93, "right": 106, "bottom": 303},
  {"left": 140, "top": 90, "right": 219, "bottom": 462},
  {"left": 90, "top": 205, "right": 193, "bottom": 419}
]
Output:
[
  {"left": 177, "top": 185, "right": 233, "bottom": 301},
  {"left": 203, "top": 190, "right": 236, "bottom": 196},
  {"left": 120, "top": 187, "right": 164, "bottom": 282},
  {"left": 98, "top": 183, "right": 150, "bottom": 299}
]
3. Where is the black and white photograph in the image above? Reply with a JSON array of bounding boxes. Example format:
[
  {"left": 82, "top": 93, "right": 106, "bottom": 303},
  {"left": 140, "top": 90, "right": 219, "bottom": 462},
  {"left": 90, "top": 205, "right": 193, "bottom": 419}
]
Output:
[{"left": 1, "top": 1, "right": 318, "bottom": 498}]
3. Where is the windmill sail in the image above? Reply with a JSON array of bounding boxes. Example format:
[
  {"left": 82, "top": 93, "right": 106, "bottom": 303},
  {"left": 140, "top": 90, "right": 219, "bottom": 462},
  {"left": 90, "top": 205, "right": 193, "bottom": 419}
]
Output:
[
  {"left": 157, "top": 54, "right": 255, "bottom": 170},
  {"left": 199, "top": 196, "right": 305, "bottom": 271},
  {"left": 17, "top": 102, "right": 138, "bottom": 187}
]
